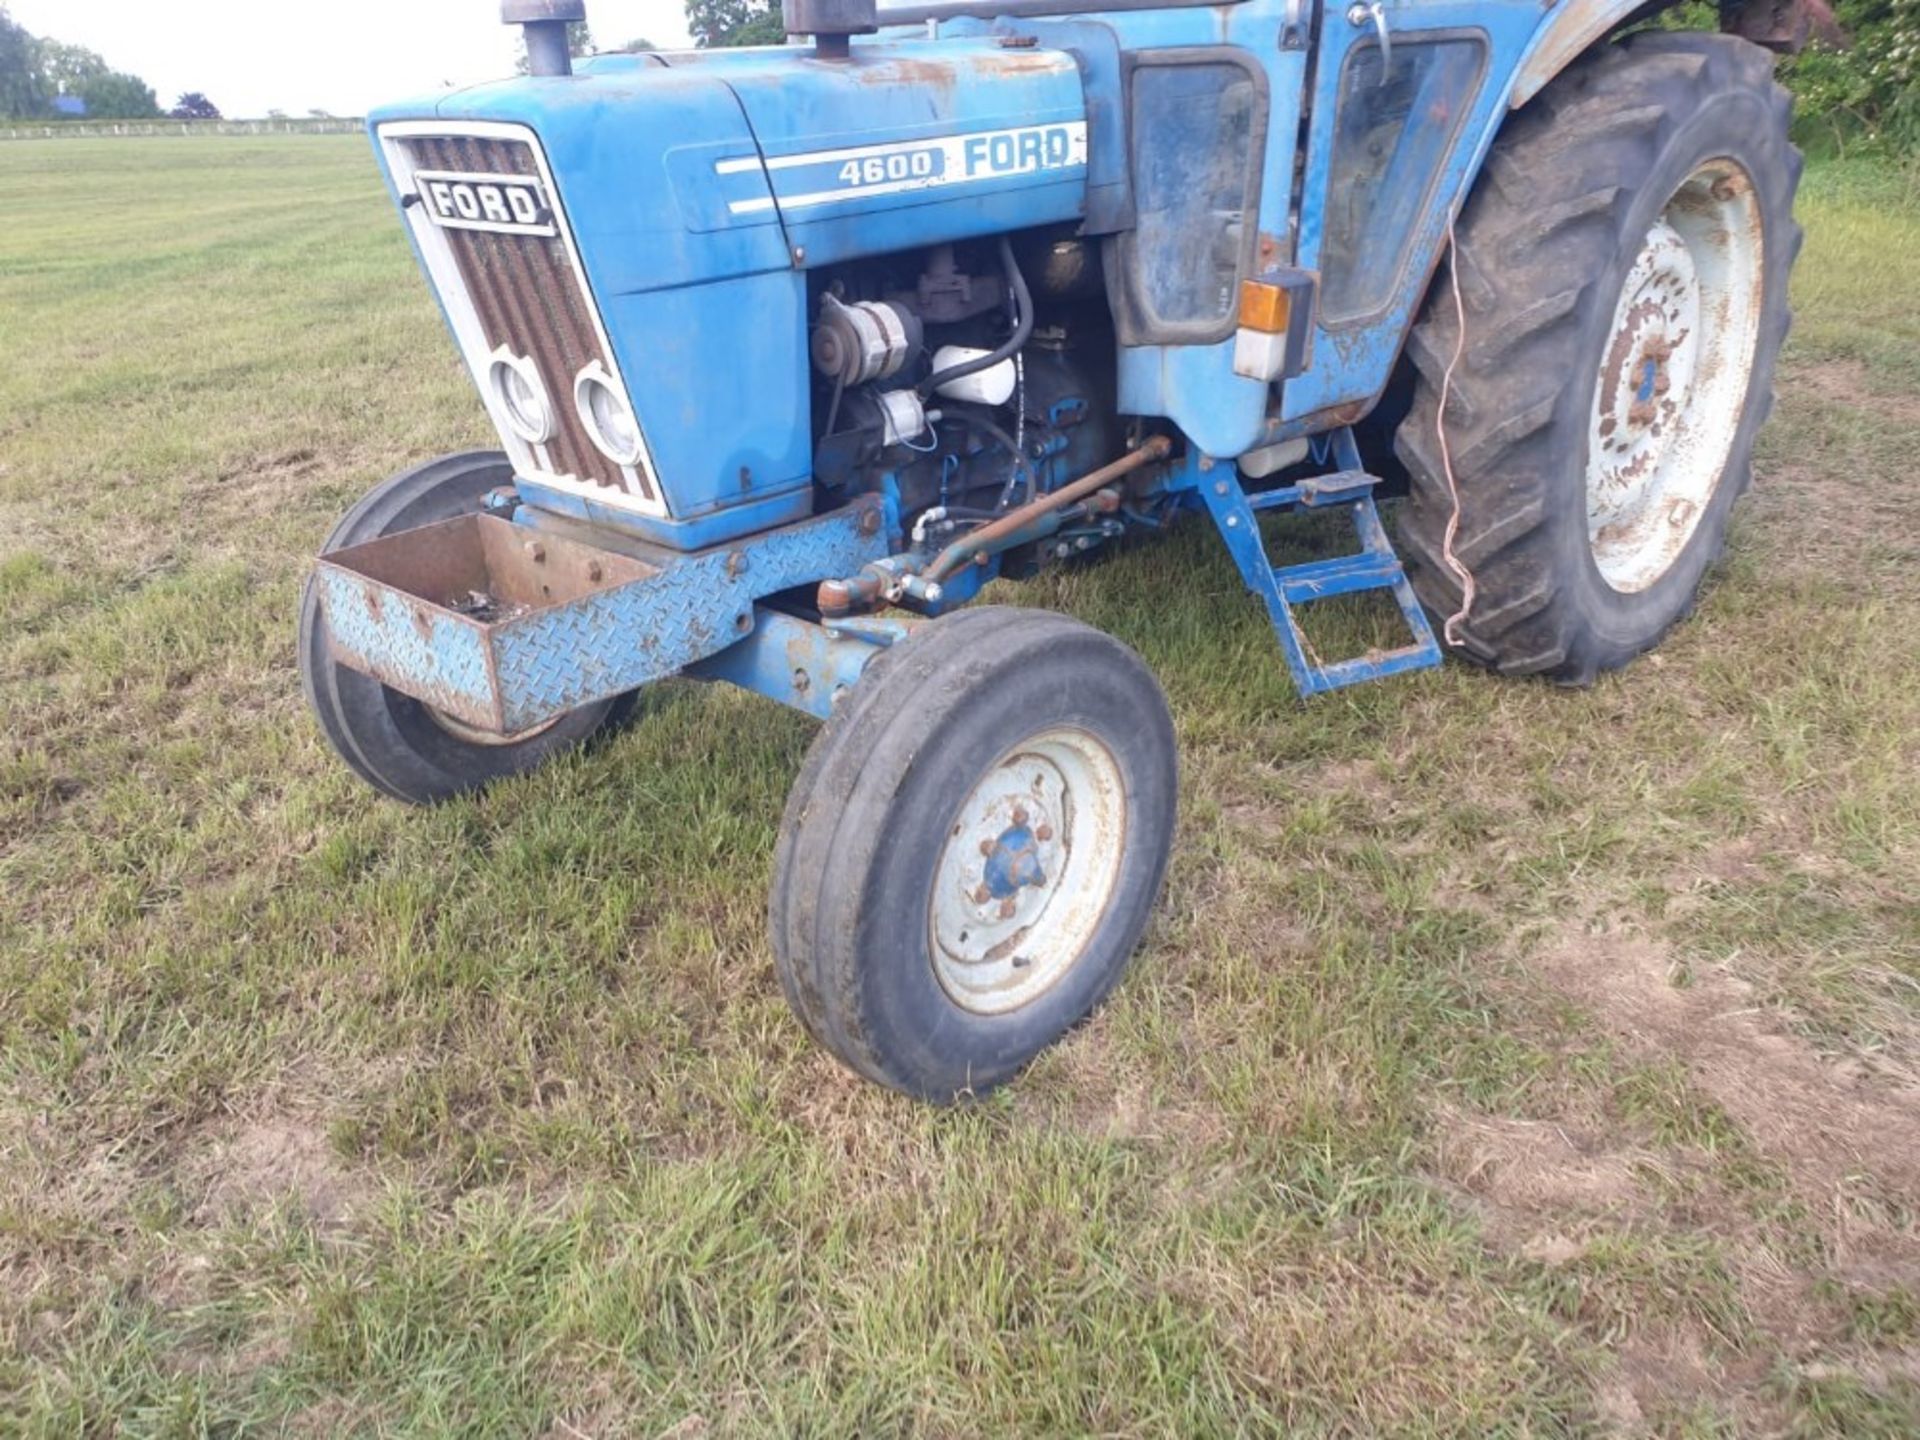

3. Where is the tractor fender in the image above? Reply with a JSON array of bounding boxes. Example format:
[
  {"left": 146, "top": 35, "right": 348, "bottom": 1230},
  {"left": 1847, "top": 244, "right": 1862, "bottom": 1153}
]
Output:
[{"left": 1510, "top": 0, "right": 1838, "bottom": 110}]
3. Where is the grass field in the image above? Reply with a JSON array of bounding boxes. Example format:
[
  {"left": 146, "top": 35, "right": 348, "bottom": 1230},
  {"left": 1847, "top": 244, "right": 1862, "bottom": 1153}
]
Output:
[{"left": 2, "top": 134, "right": 1918, "bottom": 1436}]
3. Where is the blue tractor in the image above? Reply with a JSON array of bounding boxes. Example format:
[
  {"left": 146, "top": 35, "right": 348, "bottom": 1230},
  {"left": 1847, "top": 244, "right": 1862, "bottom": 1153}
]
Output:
[{"left": 304, "top": 0, "right": 1819, "bottom": 1097}]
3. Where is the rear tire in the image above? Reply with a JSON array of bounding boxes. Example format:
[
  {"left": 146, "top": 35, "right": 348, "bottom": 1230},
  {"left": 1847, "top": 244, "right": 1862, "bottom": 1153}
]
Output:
[
  {"left": 298, "top": 452, "right": 632, "bottom": 805},
  {"left": 770, "top": 606, "right": 1177, "bottom": 1101},
  {"left": 1395, "top": 32, "right": 1801, "bottom": 682}
]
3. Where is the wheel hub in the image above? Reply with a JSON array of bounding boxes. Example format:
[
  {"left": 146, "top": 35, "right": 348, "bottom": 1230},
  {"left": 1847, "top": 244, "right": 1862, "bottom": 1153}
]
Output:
[
  {"left": 929, "top": 728, "right": 1127, "bottom": 1016},
  {"left": 981, "top": 816, "right": 1049, "bottom": 900},
  {"left": 1586, "top": 160, "right": 1764, "bottom": 593},
  {"left": 1595, "top": 221, "right": 1699, "bottom": 460},
  {"left": 938, "top": 771, "right": 1067, "bottom": 964}
]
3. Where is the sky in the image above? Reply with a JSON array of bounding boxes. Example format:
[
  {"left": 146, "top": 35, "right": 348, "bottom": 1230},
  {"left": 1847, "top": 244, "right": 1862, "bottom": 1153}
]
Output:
[{"left": 9, "top": 0, "right": 697, "bottom": 118}]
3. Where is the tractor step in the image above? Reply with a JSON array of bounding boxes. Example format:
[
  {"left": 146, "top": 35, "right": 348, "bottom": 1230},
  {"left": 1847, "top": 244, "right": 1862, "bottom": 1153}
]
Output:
[{"left": 1199, "top": 437, "right": 1442, "bottom": 698}]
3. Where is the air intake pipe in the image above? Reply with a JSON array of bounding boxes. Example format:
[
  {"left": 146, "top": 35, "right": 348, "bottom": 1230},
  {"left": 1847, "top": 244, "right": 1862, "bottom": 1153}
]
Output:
[{"left": 504, "top": 0, "right": 586, "bottom": 78}]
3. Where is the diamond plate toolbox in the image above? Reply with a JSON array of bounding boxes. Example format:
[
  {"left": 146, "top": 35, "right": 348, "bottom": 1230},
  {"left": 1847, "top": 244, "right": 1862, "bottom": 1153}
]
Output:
[{"left": 316, "top": 502, "right": 890, "bottom": 733}]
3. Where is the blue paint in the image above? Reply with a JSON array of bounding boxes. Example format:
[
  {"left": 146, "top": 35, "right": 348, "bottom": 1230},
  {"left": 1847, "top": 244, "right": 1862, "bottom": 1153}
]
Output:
[
  {"left": 982, "top": 825, "right": 1045, "bottom": 899},
  {"left": 317, "top": 564, "right": 498, "bottom": 723},
  {"left": 318, "top": 499, "right": 892, "bottom": 733},
  {"left": 1282, "top": 0, "right": 1580, "bottom": 424},
  {"left": 1190, "top": 430, "right": 1443, "bottom": 696},
  {"left": 688, "top": 607, "right": 920, "bottom": 718},
  {"left": 1638, "top": 358, "right": 1659, "bottom": 404},
  {"left": 349, "top": 3, "right": 1631, "bottom": 721}
]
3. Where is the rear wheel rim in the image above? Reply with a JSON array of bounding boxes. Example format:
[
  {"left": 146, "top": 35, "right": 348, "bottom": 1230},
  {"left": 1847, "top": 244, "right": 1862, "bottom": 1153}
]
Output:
[
  {"left": 928, "top": 727, "right": 1128, "bottom": 1017},
  {"left": 1586, "top": 158, "right": 1764, "bottom": 594}
]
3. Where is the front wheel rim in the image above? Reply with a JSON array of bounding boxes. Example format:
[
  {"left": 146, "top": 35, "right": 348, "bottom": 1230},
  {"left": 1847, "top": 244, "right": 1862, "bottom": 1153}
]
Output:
[
  {"left": 420, "top": 702, "right": 563, "bottom": 748},
  {"left": 1586, "top": 158, "right": 1765, "bottom": 594},
  {"left": 928, "top": 727, "right": 1129, "bottom": 1017}
]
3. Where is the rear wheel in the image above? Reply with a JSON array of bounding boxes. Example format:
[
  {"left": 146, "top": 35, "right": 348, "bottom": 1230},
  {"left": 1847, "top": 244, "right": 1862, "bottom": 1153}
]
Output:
[
  {"left": 298, "top": 451, "right": 632, "bottom": 804},
  {"left": 770, "top": 606, "right": 1177, "bottom": 1100},
  {"left": 1395, "top": 32, "right": 1801, "bottom": 681}
]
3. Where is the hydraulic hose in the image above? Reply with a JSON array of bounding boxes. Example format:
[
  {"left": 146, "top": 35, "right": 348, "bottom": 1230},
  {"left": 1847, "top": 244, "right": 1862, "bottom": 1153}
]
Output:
[
  {"left": 924, "top": 435, "right": 1173, "bottom": 583},
  {"left": 951, "top": 406, "right": 1021, "bottom": 467},
  {"left": 918, "top": 236, "right": 1033, "bottom": 400},
  {"left": 944, "top": 404, "right": 1033, "bottom": 506}
]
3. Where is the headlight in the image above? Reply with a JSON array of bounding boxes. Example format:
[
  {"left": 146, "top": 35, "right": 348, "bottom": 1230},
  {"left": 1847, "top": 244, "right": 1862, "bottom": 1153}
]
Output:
[
  {"left": 574, "top": 361, "right": 643, "bottom": 467},
  {"left": 487, "top": 348, "right": 553, "bottom": 445}
]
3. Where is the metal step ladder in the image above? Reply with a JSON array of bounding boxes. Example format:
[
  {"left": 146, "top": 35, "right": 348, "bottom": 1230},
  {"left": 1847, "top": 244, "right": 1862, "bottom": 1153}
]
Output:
[{"left": 1198, "top": 432, "right": 1443, "bottom": 698}]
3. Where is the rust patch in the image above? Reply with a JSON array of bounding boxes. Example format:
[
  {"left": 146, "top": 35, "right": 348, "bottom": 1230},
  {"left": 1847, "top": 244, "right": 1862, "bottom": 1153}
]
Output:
[
  {"left": 1303, "top": 397, "right": 1375, "bottom": 432},
  {"left": 970, "top": 47, "right": 1071, "bottom": 76},
  {"left": 851, "top": 57, "right": 959, "bottom": 101}
]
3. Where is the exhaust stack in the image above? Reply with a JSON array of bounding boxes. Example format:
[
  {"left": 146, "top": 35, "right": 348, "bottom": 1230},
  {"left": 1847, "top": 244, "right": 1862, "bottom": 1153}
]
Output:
[
  {"left": 504, "top": 0, "right": 586, "bottom": 77},
  {"left": 782, "top": 0, "right": 877, "bottom": 59}
]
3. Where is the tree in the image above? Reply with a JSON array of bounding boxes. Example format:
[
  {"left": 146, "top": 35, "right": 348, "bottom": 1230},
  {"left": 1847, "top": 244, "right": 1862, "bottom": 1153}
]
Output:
[
  {"left": 36, "top": 38, "right": 106, "bottom": 91},
  {"left": 1780, "top": 0, "right": 1920, "bottom": 152},
  {"left": 76, "top": 69, "right": 159, "bottom": 119},
  {"left": 622, "top": 37, "right": 659, "bottom": 51},
  {"left": 685, "top": 0, "right": 785, "bottom": 47},
  {"left": 0, "top": 6, "right": 48, "bottom": 119},
  {"left": 169, "top": 91, "right": 221, "bottom": 120},
  {"left": 0, "top": 14, "right": 162, "bottom": 121}
]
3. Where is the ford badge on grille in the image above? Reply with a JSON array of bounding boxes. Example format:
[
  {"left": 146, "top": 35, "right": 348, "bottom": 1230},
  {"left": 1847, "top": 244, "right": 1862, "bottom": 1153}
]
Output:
[{"left": 412, "top": 170, "right": 556, "bottom": 237}]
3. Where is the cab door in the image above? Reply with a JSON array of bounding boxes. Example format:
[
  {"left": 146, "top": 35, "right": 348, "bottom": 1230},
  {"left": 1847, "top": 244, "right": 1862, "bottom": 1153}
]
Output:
[
  {"left": 1109, "top": 26, "right": 1308, "bottom": 459},
  {"left": 1280, "top": 0, "right": 1543, "bottom": 424}
]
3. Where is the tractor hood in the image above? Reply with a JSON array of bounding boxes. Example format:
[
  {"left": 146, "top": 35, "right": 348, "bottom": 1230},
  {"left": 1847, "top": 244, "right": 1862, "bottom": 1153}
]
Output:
[{"left": 366, "top": 39, "right": 1092, "bottom": 548}]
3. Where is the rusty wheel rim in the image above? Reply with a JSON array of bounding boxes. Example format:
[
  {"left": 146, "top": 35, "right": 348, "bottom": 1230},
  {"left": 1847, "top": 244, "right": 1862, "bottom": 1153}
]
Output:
[
  {"left": 421, "top": 705, "right": 564, "bottom": 748},
  {"left": 1586, "top": 158, "right": 1764, "bottom": 594},
  {"left": 928, "top": 727, "right": 1128, "bottom": 1017}
]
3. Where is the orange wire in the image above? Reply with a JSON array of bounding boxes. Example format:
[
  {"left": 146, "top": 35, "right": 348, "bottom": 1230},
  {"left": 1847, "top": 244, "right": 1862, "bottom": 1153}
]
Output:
[{"left": 1436, "top": 210, "right": 1477, "bottom": 648}]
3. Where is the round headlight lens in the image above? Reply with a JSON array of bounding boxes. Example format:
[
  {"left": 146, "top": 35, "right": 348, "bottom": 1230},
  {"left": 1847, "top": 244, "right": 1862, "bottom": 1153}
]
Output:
[
  {"left": 575, "top": 363, "right": 643, "bottom": 467},
  {"left": 488, "top": 350, "right": 553, "bottom": 445}
]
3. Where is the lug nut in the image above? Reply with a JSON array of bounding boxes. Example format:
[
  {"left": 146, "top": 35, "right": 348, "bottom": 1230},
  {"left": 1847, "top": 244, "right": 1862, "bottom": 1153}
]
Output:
[
  {"left": 1011, "top": 805, "right": 1028, "bottom": 826},
  {"left": 973, "top": 884, "right": 992, "bottom": 904},
  {"left": 1035, "top": 824, "right": 1053, "bottom": 842},
  {"left": 998, "top": 898, "right": 1017, "bottom": 920},
  {"left": 978, "top": 838, "right": 995, "bottom": 856}
]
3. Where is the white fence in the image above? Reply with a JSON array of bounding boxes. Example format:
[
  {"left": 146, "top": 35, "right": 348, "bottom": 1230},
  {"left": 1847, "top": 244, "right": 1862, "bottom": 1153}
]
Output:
[{"left": 1, "top": 118, "right": 365, "bottom": 140}]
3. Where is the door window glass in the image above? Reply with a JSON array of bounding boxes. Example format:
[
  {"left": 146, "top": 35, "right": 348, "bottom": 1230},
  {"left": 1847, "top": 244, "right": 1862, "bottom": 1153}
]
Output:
[
  {"left": 1320, "top": 37, "right": 1485, "bottom": 324},
  {"left": 1125, "top": 61, "right": 1261, "bottom": 338}
]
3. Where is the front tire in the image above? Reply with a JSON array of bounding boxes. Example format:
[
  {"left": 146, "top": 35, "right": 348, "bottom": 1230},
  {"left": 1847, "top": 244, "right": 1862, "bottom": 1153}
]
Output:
[
  {"left": 299, "top": 452, "right": 632, "bottom": 805},
  {"left": 1395, "top": 32, "right": 1801, "bottom": 682},
  {"left": 770, "top": 607, "right": 1178, "bottom": 1101}
]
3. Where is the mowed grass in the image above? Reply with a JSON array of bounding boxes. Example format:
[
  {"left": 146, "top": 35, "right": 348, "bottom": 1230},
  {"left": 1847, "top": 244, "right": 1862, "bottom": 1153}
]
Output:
[{"left": 2, "top": 134, "right": 1918, "bottom": 1436}]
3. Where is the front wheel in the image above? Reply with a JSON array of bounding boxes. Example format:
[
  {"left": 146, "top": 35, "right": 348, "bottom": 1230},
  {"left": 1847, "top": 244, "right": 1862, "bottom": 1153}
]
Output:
[
  {"left": 770, "top": 606, "right": 1178, "bottom": 1100},
  {"left": 298, "top": 451, "right": 632, "bottom": 805}
]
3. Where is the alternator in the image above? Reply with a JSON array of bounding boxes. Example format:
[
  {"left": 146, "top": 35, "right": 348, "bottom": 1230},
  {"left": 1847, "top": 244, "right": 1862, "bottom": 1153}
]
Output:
[{"left": 810, "top": 294, "right": 921, "bottom": 387}]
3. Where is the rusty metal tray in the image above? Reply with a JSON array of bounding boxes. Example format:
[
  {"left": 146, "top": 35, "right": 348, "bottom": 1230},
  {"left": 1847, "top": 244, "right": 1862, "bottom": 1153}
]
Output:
[
  {"left": 313, "top": 501, "right": 897, "bottom": 735},
  {"left": 315, "top": 514, "right": 660, "bottom": 733}
]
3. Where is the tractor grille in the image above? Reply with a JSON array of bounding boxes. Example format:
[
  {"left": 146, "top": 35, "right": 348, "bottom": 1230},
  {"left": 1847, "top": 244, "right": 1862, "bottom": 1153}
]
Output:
[{"left": 394, "top": 134, "right": 657, "bottom": 505}]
